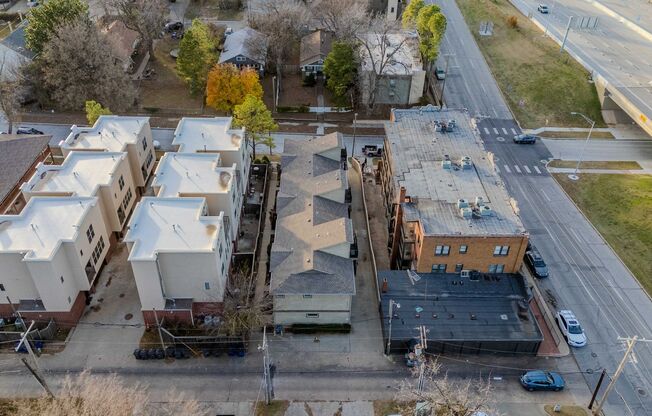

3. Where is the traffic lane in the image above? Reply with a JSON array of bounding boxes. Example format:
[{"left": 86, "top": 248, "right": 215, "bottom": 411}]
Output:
[
  {"left": 500, "top": 173, "right": 652, "bottom": 415},
  {"left": 543, "top": 139, "right": 652, "bottom": 162}
]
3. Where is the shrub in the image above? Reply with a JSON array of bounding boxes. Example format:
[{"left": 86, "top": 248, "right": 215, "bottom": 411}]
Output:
[
  {"left": 506, "top": 15, "right": 518, "bottom": 29},
  {"left": 302, "top": 72, "right": 316, "bottom": 87}
]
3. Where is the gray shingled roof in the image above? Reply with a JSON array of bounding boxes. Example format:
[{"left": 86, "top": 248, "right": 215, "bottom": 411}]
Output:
[
  {"left": 300, "top": 30, "right": 333, "bottom": 67},
  {"left": 0, "top": 135, "right": 50, "bottom": 206},
  {"left": 218, "top": 27, "right": 267, "bottom": 65},
  {"left": 270, "top": 133, "right": 355, "bottom": 295}
]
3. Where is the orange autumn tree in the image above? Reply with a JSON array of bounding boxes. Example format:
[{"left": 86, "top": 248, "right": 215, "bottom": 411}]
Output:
[{"left": 205, "top": 63, "right": 263, "bottom": 113}]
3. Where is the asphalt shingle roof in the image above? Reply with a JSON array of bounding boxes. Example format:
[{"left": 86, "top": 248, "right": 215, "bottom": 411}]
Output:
[{"left": 0, "top": 135, "right": 50, "bottom": 206}]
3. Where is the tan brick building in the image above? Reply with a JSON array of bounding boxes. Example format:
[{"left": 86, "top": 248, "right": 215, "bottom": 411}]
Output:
[{"left": 378, "top": 107, "right": 528, "bottom": 274}]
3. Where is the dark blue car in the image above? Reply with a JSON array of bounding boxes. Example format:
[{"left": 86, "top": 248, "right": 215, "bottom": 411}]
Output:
[{"left": 520, "top": 371, "right": 565, "bottom": 391}]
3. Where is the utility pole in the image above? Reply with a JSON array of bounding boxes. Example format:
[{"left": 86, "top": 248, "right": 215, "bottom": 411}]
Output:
[
  {"left": 16, "top": 321, "right": 53, "bottom": 397},
  {"left": 438, "top": 54, "right": 452, "bottom": 106},
  {"left": 560, "top": 16, "right": 574, "bottom": 53},
  {"left": 588, "top": 369, "right": 607, "bottom": 409},
  {"left": 413, "top": 325, "right": 428, "bottom": 416},
  {"left": 385, "top": 299, "right": 400, "bottom": 355},
  {"left": 6, "top": 296, "right": 25, "bottom": 331},
  {"left": 351, "top": 112, "right": 358, "bottom": 158},
  {"left": 259, "top": 326, "right": 273, "bottom": 404},
  {"left": 592, "top": 336, "right": 640, "bottom": 415},
  {"left": 569, "top": 111, "right": 595, "bottom": 180}
]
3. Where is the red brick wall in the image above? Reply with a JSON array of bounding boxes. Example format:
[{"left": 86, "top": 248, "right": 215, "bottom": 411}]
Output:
[
  {"left": 192, "top": 302, "right": 223, "bottom": 317},
  {"left": 2, "top": 291, "right": 89, "bottom": 328},
  {"left": 142, "top": 309, "right": 193, "bottom": 328}
]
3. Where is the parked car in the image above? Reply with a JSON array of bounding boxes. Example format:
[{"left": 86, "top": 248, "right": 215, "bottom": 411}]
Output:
[
  {"left": 513, "top": 134, "right": 538, "bottom": 144},
  {"left": 362, "top": 145, "right": 383, "bottom": 157},
  {"left": 556, "top": 310, "right": 587, "bottom": 347},
  {"left": 16, "top": 127, "right": 44, "bottom": 135},
  {"left": 520, "top": 370, "right": 565, "bottom": 391},
  {"left": 164, "top": 21, "right": 183, "bottom": 32},
  {"left": 537, "top": 4, "right": 549, "bottom": 13},
  {"left": 435, "top": 67, "right": 446, "bottom": 80},
  {"left": 524, "top": 246, "right": 549, "bottom": 278}
]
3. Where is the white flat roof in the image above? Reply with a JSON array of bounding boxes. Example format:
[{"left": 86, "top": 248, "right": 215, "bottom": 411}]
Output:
[
  {"left": 153, "top": 153, "right": 235, "bottom": 196},
  {"left": 172, "top": 117, "right": 245, "bottom": 153},
  {"left": 22, "top": 151, "right": 126, "bottom": 197},
  {"left": 124, "top": 197, "right": 223, "bottom": 261},
  {"left": 61, "top": 115, "right": 149, "bottom": 152},
  {"left": 0, "top": 197, "right": 98, "bottom": 260}
]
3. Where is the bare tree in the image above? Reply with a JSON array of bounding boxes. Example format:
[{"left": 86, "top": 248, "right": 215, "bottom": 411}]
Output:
[
  {"left": 396, "top": 360, "right": 497, "bottom": 416},
  {"left": 39, "top": 17, "right": 135, "bottom": 111},
  {"left": 10, "top": 370, "right": 206, "bottom": 416},
  {"left": 356, "top": 16, "right": 411, "bottom": 111},
  {"left": 218, "top": 266, "right": 271, "bottom": 337},
  {"left": 310, "top": 0, "right": 369, "bottom": 41},
  {"left": 100, "top": 0, "right": 168, "bottom": 58},
  {"left": 0, "top": 55, "right": 22, "bottom": 134},
  {"left": 248, "top": 0, "right": 310, "bottom": 81}
]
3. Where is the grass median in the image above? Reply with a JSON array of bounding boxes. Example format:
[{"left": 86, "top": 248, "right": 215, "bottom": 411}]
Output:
[
  {"left": 456, "top": 0, "right": 605, "bottom": 128},
  {"left": 553, "top": 174, "right": 652, "bottom": 296},
  {"left": 547, "top": 160, "right": 642, "bottom": 170}
]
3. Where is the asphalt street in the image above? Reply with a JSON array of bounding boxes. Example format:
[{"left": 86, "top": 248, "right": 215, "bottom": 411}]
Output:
[
  {"left": 430, "top": 0, "right": 652, "bottom": 414},
  {"left": 510, "top": 0, "right": 652, "bottom": 136}
]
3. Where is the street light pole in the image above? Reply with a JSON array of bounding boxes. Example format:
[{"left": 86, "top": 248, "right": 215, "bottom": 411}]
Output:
[
  {"left": 352, "top": 112, "right": 358, "bottom": 158},
  {"left": 385, "top": 299, "right": 399, "bottom": 355},
  {"left": 569, "top": 111, "right": 595, "bottom": 180}
]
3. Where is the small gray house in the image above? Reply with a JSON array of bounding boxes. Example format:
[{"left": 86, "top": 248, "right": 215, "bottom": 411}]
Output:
[
  {"left": 218, "top": 27, "right": 268, "bottom": 75},
  {"left": 299, "top": 30, "right": 333, "bottom": 77}
]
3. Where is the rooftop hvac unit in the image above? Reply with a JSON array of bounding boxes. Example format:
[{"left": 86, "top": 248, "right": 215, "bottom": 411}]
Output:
[
  {"left": 480, "top": 205, "right": 493, "bottom": 216},
  {"left": 460, "top": 207, "right": 472, "bottom": 219},
  {"left": 442, "top": 160, "right": 452, "bottom": 170},
  {"left": 475, "top": 196, "right": 484, "bottom": 206},
  {"left": 461, "top": 156, "right": 472, "bottom": 170},
  {"left": 457, "top": 198, "right": 469, "bottom": 209}
]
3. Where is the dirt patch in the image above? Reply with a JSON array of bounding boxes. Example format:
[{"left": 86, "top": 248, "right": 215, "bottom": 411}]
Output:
[{"left": 254, "top": 401, "right": 290, "bottom": 416}]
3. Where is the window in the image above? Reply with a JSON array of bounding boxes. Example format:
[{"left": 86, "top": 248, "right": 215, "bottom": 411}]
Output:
[
  {"left": 60, "top": 276, "right": 64, "bottom": 284},
  {"left": 204, "top": 282, "right": 210, "bottom": 290},
  {"left": 494, "top": 245, "right": 509, "bottom": 256},
  {"left": 80, "top": 250, "right": 83, "bottom": 257},
  {"left": 455, "top": 264, "right": 464, "bottom": 273},
  {"left": 0, "top": 284, "right": 5, "bottom": 291},
  {"left": 218, "top": 243, "right": 223, "bottom": 257},
  {"left": 276, "top": 294, "right": 285, "bottom": 299},
  {"left": 435, "top": 245, "right": 450, "bottom": 256},
  {"left": 236, "top": 56, "right": 245, "bottom": 62},
  {"left": 431, "top": 264, "right": 447, "bottom": 273},
  {"left": 303, "top": 294, "right": 312, "bottom": 299},
  {"left": 92, "top": 236, "right": 105, "bottom": 264},
  {"left": 122, "top": 188, "right": 133, "bottom": 210},
  {"left": 118, "top": 175, "right": 125, "bottom": 191},
  {"left": 221, "top": 263, "right": 225, "bottom": 275},
  {"left": 459, "top": 245, "right": 468, "bottom": 254},
  {"left": 68, "top": 296, "right": 72, "bottom": 304},
  {"left": 86, "top": 224, "right": 95, "bottom": 243},
  {"left": 489, "top": 264, "right": 504, "bottom": 273},
  {"left": 145, "top": 152, "right": 154, "bottom": 168},
  {"left": 306, "top": 313, "right": 320, "bottom": 318},
  {"left": 142, "top": 137, "right": 147, "bottom": 151}
]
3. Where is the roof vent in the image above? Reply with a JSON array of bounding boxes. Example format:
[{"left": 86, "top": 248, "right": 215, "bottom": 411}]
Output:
[
  {"left": 219, "top": 171, "right": 232, "bottom": 187},
  {"left": 441, "top": 159, "right": 452, "bottom": 170},
  {"left": 457, "top": 199, "right": 468, "bottom": 209},
  {"left": 475, "top": 196, "right": 484, "bottom": 207},
  {"left": 480, "top": 205, "right": 493, "bottom": 216}
]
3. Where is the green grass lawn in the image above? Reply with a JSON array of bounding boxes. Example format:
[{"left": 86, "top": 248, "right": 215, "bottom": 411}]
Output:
[
  {"left": 456, "top": 0, "right": 605, "bottom": 128},
  {"left": 548, "top": 160, "right": 642, "bottom": 170},
  {"left": 539, "top": 130, "right": 614, "bottom": 139},
  {"left": 554, "top": 174, "right": 652, "bottom": 295}
]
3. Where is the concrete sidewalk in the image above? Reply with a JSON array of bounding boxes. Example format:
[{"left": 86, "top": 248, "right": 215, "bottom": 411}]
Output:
[{"left": 547, "top": 167, "right": 652, "bottom": 175}]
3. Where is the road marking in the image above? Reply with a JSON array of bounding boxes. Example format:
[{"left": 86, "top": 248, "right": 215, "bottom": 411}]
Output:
[
  {"left": 511, "top": 128, "right": 517, "bottom": 135},
  {"left": 493, "top": 128, "right": 499, "bottom": 134},
  {"left": 504, "top": 164, "right": 511, "bottom": 173},
  {"left": 534, "top": 166, "right": 541, "bottom": 174},
  {"left": 502, "top": 128, "right": 508, "bottom": 134},
  {"left": 484, "top": 127, "right": 490, "bottom": 135},
  {"left": 540, "top": 189, "right": 551, "bottom": 202},
  {"left": 514, "top": 165, "right": 521, "bottom": 173},
  {"left": 523, "top": 165, "right": 531, "bottom": 173}
]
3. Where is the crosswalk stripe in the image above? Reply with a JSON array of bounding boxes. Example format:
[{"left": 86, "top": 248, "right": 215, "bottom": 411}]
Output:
[
  {"left": 484, "top": 127, "right": 490, "bottom": 134},
  {"left": 511, "top": 128, "right": 517, "bottom": 135},
  {"left": 493, "top": 128, "right": 499, "bottom": 134},
  {"left": 514, "top": 165, "right": 521, "bottom": 173},
  {"left": 502, "top": 128, "right": 508, "bottom": 134},
  {"left": 504, "top": 164, "right": 511, "bottom": 173},
  {"left": 523, "top": 165, "right": 531, "bottom": 173},
  {"left": 534, "top": 166, "right": 541, "bottom": 174}
]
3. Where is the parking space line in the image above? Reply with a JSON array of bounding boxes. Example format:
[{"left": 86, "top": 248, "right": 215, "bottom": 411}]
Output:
[
  {"left": 514, "top": 165, "right": 521, "bottom": 173},
  {"left": 534, "top": 166, "right": 541, "bottom": 174},
  {"left": 493, "top": 128, "right": 499, "bottom": 134},
  {"left": 502, "top": 128, "right": 508, "bottom": 135},
  {"left": 511, "top": 128, "right": 517, "bottom": 135},
  {"left": 484, "top": 127, "right": 490, "bottom": 135},
  {"left": 523, "top": 165, "right": 531, "bottom": 173},
  {"left": 504, "top": 164, "right": 511, "bottom": 173}
]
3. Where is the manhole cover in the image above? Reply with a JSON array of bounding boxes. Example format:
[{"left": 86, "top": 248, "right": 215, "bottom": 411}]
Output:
[
  {"left": 638, "top": 388, "right": 647, "bottom": 396},
  {"left": 124, "top": 313, "right": 133, "bottom": 320},
  {"left": 496, "top": 136, "right": 505, "bottom": 142},
  {"left": 119, "top": 293, "right": 125, "bottom": 298},
  {"left": 586, "top": 369, "right": 594, "bottom": 374},
  {"left": 591, "top": 352, "right": 598, "bottom": 358}
]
